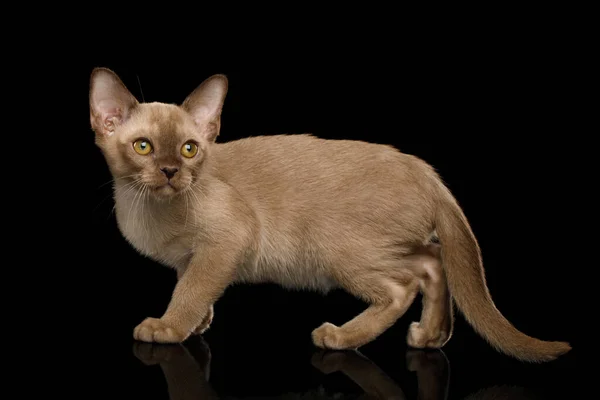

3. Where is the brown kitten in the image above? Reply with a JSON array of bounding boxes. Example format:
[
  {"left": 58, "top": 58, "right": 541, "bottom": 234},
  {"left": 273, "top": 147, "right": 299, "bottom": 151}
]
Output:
[{"left": 89, "top": 68, "right": 570, "bottom": 363}]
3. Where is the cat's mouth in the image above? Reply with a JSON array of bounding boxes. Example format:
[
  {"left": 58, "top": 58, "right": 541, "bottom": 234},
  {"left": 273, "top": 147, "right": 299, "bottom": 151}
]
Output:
[
  {"left": 148, "top": 178, "right": 191, "bottom": 198},
  {"left": 153, "top": 182, "right": 179, "bottom": 196}
]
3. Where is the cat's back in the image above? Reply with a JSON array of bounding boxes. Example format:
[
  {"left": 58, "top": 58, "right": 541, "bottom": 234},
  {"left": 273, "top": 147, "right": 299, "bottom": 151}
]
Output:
[
  {"left": 210, "top": 133, "right": 437, "bottom": 222},
  {"left": 212, "top": 133, "right": 426, "bottom": 186},
  {"left": 216, "top": 133, "right": 396, "bottom": 158}
]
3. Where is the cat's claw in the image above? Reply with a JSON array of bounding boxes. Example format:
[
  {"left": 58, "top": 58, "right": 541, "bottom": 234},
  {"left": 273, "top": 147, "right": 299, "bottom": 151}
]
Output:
[{"left": 133, "top": 317, "right": 188, "bottom": 343}]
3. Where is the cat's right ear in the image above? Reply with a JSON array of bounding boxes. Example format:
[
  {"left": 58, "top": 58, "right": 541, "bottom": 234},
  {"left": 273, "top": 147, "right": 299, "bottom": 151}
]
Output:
[{"left": 89, "top": 68, "right": 139, "bottom": 137}]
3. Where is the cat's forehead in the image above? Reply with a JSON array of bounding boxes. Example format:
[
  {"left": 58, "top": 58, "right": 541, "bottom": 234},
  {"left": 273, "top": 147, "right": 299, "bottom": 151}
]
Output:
[{"left": 123, "top": 103, "right": 197, "bottom": 141}]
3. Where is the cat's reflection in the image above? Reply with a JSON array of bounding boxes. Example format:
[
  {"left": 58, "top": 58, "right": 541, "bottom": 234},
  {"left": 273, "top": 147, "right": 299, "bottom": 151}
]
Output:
[
  {"left": 133, "top": 337, "right": 534, "bottom": 399},
  {"left": 311, "top": 349, "right": 448, "bottom": 400},
  {"left": 133, "top": 336, "right": 218, "bottom": 400}
]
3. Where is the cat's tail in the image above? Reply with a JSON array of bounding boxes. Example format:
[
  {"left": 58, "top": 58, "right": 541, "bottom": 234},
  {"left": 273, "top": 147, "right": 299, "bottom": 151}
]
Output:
[{"left": 433, "top": 183, "right": 571, "bottom": 363}]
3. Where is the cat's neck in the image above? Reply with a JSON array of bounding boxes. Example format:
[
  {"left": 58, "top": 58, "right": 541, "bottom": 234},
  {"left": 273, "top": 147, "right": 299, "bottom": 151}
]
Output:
[
  {"left": 113, "top": 178, "right": 209, "bottom": 233},
  {"left": 111, "top": 177, "right": 212, "bottom": 265}
]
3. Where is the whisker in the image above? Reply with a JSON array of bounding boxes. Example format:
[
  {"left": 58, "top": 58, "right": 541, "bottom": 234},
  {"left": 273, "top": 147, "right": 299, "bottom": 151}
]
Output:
[
  {"left": 109, "top": 188, "right": 133, "bottom": 219},
  {"left": 189, "top": 190, "right": 198, "bottom": 225},
  {"left": 109, "top": 204, "right": 117, "bottom": 220},
  {"left": 143, "top": 185, "right": 151, "bottom": 248},
  {"left": 111, "top": 178, "right": 145, "bottom": 220},
  {"left": 138, "top": 184, "right": 149, "bottom": 249},
  {"left": 188, "top": 188, "right": 202, "bottom": 222},
  {"left": 184, "top": 188, "right": 189, "bottom": 230},
  {"left": 117, "top": 179, "right": 144, "bottom": 199},
  {"left": 189, "top": 185, "right": 204, "bottom": 203},
  {"left": 116, "top": 177, "right": 144, "bottom": 194},
  {"left": 136, "top": 74, "right": 145, "bottom": 102},
  {"left": 125, "top": 181, "right": 145, "bottom": 232},
  {"left": 93, "top": 192, "right": 116, "bottom": 215},
  {"left": 95, "top": 174, "right": 140, "bottom": 190},
  {"left": 195, "top": 184, "right": 209, "bottom": 201},
  {"left": 96, "top": 175, "right": 142, "bottom": 217}
]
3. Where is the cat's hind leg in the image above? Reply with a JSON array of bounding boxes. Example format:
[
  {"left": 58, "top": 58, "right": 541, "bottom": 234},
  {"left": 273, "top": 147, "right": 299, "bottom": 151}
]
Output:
[
  {"left": 312, "top": 263, "right": 420, "bottom": 350},
  {"left": 404, "top": 243, "right": 453, "bottom": 349}
]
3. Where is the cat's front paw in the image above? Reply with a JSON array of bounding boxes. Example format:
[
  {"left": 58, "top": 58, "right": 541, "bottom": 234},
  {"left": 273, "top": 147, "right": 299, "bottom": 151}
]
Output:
[
  {"left": 312, "top": 322, "right": 345, "bottom": 350},
  {"left": 406, "top": 322, "right": 449, "bottom": 349},
  {"left": 133, "top": 317, "right": 188, "bottom": 343}
]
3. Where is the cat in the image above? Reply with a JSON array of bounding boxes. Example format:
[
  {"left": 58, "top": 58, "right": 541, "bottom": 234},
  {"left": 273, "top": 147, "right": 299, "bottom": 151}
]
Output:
[{"left": 89, "top": 67, "right": 570, "bottom": 363}]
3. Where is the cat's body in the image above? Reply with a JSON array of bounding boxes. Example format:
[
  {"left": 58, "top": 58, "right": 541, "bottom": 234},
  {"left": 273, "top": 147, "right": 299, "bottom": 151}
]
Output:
[
  {"left": 90, "top": 68, "right": 570, "bottom": 363},
  {"left": 117, "top": 134, "right": 435, "bottom": 293}
]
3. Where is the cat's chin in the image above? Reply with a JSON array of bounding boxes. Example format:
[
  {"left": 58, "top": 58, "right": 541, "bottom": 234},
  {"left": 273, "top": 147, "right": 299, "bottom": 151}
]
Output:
[{"left": 152, "top": 184, "right": 179, "bottom": 199}]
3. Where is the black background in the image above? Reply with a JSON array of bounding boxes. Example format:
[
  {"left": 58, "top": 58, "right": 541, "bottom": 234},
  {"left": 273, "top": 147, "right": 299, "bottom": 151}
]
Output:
[{"left": 59, "top": 24, "right": 587, "bottom": 399}]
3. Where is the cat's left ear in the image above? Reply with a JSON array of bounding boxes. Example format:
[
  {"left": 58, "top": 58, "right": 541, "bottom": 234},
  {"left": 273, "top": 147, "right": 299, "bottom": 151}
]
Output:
[
  {"left": 89, "top": 68, "right": 139, "bottom": 137},
  {"left": 181, "top": 74, "right": 228, "bottom": 143}
]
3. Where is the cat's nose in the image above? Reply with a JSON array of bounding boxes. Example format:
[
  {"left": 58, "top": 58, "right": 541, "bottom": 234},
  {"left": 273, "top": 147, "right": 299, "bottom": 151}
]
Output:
[{"left": 160, "top": 167, "right": 179, "bottom": 179}]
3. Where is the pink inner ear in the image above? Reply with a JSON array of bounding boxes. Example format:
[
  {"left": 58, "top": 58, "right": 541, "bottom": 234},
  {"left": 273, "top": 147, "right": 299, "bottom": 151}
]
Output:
[
  {"left": 104, "top": 107, "right": 122, "bottom": 121},
  {"left": 98, "top": 99, "right": 122, "bottom": 120},
  {"left": 94, "top": 101, "right": 124, "bottom": 135}
]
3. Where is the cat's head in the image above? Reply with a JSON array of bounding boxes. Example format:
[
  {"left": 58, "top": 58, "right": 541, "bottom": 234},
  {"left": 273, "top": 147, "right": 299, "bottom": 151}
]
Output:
[{"left": 89, "top": 68, "right": 228, "bottom": 199}]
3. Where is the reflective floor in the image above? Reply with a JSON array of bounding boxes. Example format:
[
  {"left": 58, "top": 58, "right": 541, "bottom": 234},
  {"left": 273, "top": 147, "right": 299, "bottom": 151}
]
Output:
[
  {"left": 87, "top": 330, "right": 579, "bottom": 400},
  {"left": 131, "top": 337, "right": 451, "bottom": 400}
]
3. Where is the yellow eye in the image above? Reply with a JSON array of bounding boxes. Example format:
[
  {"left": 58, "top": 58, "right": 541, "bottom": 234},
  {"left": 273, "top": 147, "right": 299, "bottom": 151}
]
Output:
[
  {"left": 181, "top": 142, "right": 199, "bottom": 158},
  {"left": 133, "top": 139, "right": 153, "bottom": 155}
]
